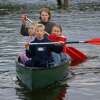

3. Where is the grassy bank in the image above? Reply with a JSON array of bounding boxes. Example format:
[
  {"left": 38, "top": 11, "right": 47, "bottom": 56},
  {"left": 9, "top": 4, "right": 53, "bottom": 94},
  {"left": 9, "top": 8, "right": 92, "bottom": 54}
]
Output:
[
  {"left": 0, "top": 3, "right": 57, "bottom": 15},
  {"left": 0, "top": 4, "right": 22, "bottom": 15},
  {"left": 0, "top": 3, "right": 100, "bottom": 15}
]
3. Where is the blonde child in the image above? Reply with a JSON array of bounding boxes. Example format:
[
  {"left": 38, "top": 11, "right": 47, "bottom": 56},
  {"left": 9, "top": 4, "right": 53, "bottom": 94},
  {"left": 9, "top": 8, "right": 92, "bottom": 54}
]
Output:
[{"left": 18, "top": 23, "right": 36, "bottom": 64}]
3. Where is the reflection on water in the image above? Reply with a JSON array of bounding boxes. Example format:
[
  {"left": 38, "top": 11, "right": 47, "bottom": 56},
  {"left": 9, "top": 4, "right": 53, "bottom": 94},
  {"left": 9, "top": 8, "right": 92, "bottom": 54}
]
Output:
[
  {"left": 16, "top": 82, "right": 68, "bottom": 100},
  {"left": 67, "top": 72, "right": 100, "bottom": 100}
]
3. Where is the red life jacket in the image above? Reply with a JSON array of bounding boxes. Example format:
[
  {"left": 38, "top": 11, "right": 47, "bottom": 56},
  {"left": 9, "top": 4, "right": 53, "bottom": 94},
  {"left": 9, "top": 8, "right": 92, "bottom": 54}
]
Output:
[
  {"left": 48, "top": 34, "right": 67, "bottom": 42},
  {"left": 48, "top": 33, "right": 67, "bottom": 54}
]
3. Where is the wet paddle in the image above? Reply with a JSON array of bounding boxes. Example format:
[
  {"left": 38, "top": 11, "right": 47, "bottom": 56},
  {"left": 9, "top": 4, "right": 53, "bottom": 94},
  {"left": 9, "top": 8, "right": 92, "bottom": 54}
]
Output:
[
  {"left": 65, "top": 38, "right": 100, "bottom": 45},
  {"left": 64, "top": 38, "right": 100, "bottom": 65},
  {"left": 29, "top": 38, "right": 100, "bottom": 46},
  {"left": 63, "top": 46, "right": 87, "bottom": 66}
]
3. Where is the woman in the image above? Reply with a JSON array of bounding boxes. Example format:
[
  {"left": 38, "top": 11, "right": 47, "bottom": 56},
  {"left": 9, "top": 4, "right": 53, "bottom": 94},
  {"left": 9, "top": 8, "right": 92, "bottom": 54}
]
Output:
[{"left": 20, "top": 7, "right": 56, "bottom": 36}]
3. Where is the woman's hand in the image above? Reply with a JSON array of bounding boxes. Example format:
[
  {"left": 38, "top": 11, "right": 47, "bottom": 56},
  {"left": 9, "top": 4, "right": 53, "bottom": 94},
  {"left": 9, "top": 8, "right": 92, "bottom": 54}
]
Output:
[{"left": 20, "top": 15, "right": 28, "bottom": 24}]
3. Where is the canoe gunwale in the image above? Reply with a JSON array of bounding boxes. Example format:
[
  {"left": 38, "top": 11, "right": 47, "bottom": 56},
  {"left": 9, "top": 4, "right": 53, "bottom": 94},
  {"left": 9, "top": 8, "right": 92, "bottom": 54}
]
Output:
[
  {"left": 16, "top": 59, "right": 70, "bottom": 89},
  {"left": 16, "top": 60, "right": 70, "bottom": 71}
]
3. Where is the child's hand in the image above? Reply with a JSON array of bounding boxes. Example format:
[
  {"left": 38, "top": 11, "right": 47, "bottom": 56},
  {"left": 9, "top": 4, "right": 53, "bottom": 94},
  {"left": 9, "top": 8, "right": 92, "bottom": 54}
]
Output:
[
  {"left": 55, "top": 41, "right": 64, "bottom": 46},
  {"left": 24, "top": 42, "right": 29, "bottom": 49},
  {"left": 58, "top": 41, "right": 65, "bottom": 44}
]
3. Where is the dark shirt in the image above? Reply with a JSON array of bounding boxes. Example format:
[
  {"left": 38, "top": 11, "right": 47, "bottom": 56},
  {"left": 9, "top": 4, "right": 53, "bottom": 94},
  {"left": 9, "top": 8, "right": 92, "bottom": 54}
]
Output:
[
  {"left": 20, "top": 21, "right": 56, "bottom": 36},
  {"left": 26, "top": 37, "right": 63, "bottom": 67},
  {"left": 39, "top": 21, "right": 56, "bottom": 34},
  {"left": 20, "top": 24, "right": 29, "bottom": 36}
]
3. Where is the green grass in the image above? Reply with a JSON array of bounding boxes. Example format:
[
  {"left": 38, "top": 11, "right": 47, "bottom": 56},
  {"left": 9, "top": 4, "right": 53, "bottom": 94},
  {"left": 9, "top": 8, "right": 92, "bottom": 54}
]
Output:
[
  {"left": 1, "top": 3, "right": 100, "bottom": 15},
  {"left": 0, "top": 4, "right": 22, "bottom": 15},
  {"left": 0, "top": 3, "right": 57, "bottom": 15}
]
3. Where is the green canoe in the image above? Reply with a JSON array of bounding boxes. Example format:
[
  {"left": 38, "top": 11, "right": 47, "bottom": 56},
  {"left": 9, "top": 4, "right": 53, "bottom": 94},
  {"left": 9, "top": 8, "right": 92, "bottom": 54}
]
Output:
[{"left": 16, "top": 60, "right": 70, "bottom": 90}]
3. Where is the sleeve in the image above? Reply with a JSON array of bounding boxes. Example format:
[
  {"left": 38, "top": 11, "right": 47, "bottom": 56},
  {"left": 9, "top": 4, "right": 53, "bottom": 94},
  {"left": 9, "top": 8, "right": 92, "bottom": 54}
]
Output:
[
  {"left": 26, "top": 49, "right": 31, "bottom": 58},
  {"left": 48, "top": 34, "right": 67, "bottom": 42},
  {"left": 20, "top": 24, "right": 29, "bottom": 36},
  {"left": 26, "top": 44, "right": 35, "bottom": 58},
  {"left": 49, "top": 44, "right": 63, "bottom": 53},
  {"left": 48, "top": 34, "right": 57, "bottom": 41}
]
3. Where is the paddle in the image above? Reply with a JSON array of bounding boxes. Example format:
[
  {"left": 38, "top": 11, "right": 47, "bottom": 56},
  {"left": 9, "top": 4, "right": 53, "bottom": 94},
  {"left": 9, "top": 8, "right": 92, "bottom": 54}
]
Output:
[
  {"left": 27, "top": 17, "right": 33, "bottom": 23},
  {"left": 65, "top": 38, "right": 100, "bottom": 45},
  {"left": 64, "top": 38, "right": 100, "bottom": 65},
  {"left": 63, "top": 46, "right": 87, "bottom": 66},
  {"left": 29, "top": 38, "right": 100, "bottom": 45}
]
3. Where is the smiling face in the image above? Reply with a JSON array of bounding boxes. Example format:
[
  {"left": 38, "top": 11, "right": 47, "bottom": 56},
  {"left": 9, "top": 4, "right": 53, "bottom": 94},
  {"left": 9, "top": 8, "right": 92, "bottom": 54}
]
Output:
[
  {"left": 52, "top": 26, "right": 62, "bottom": 36},
  {"left": 35, "top": 24, "right": 45, "bottom": 39}
]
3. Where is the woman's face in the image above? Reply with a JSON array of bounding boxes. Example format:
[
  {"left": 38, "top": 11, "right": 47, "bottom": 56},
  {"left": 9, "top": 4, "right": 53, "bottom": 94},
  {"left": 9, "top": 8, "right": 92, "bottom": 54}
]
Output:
[
  {"left": 40, "top": 11, "right": 50, "bottom": 22},
  {"left": 52, "top": 26, "right": 62, "bottom": 36}
]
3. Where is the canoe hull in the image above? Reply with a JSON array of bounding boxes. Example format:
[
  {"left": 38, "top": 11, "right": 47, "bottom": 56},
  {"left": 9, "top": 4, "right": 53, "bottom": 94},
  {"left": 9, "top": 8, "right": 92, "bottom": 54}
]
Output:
[{"left": 16, "top": 61, "right": 70, "bottom": 90}]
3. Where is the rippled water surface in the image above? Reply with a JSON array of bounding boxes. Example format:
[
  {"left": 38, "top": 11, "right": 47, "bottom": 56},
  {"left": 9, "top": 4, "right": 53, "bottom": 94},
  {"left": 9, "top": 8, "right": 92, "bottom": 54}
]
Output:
[{"left": 0, "top": 10, "right": 100, "bottom": 100}]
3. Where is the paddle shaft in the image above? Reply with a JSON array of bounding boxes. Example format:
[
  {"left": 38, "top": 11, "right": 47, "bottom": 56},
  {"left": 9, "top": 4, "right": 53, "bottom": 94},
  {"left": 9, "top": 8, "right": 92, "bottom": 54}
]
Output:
[
  {"left": 29, "top": 42, "right": 60, "bottom": 45},
  {"left": 29, "top": 41, "right": 88, "bottom": 45},
  {"left": 65, "top": 41, "right": 87, "bottom": 44},
  {"left": 27, "top": 18, "right": 33, "bottom": 23},
  {"left": 65, "top": 39, "right": 100, "bottom": 45}
]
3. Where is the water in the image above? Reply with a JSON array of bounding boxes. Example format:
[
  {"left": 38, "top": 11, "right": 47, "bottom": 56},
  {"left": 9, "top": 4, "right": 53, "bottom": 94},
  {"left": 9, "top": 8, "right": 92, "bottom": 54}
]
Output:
[{"left": 0, "top": 9, "right": 100, "bottom": 100}]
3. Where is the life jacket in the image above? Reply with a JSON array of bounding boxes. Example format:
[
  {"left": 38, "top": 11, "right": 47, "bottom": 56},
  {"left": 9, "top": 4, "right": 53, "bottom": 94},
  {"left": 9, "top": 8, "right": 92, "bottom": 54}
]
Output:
[
  {"left": 48, "top": 34, "right": 67, "bottom": 53},
  {"left": 48, "top": 34, "right": 67, "bottom": 42}
]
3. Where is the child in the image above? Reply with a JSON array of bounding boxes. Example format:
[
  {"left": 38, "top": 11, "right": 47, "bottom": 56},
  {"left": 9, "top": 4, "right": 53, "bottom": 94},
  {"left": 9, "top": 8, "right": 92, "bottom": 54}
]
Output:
[
  {"left": 48, "top": 24, "right": 71, "bottom": 65},
  {"left": 25, "top": 23, "right": 36, "bottom": 42},
  {"left": 18, "top": 23, "right": 36, "bottom": 64},
  {"left": 48, "top": 24, "right": 66, "bottom": 42},
  {"left": 25, "top": 24, "right": 63, "bottom": 67}
]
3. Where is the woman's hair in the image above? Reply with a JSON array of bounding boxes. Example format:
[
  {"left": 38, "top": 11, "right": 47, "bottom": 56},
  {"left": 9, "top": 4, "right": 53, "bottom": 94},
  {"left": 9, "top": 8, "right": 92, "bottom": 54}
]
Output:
[
  {"left": 52, "top": 24, "right": 62, "bottom": 32},
  {"left": 39, "top": 7, "right": 51, "bottom": 20}
]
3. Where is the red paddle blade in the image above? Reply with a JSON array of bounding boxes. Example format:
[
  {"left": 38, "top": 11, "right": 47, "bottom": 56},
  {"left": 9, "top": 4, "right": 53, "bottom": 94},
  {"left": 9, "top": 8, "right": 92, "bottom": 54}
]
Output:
[
  {"left": 85, "top": 38, "right": 100, "bottom": 45},
  {"left": 63, "top": 46, "right": 87, "bottom": 66}
]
